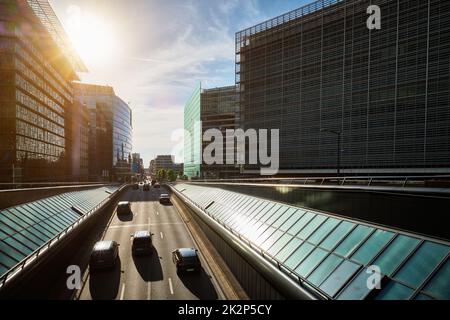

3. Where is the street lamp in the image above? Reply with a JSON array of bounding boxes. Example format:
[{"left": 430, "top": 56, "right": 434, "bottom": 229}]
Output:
[{"left": 321, "top": 129, "right": 342, "bottom": 176}]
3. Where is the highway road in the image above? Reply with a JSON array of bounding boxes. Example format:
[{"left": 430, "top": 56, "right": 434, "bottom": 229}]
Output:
[{"left": 78, "top": 185, "right": 220, "bottom": 300}]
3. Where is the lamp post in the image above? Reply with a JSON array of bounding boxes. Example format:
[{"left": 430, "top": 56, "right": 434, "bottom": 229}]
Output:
[{"left": 321, "top": 129, "right": 342, "bottom": 176}]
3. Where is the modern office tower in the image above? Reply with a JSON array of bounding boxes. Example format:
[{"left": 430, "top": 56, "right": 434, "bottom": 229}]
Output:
[
  {"left": 0, "top": 0, "right": 86, "bottom": 182},
  {"left": 184, "top": 84, "right": 202, "bottom": 178},
  {"left": 184, "top": 84, "right": 239, "bottom": 179},
  {"left": 236, "top": 0, "right": 450, "bottom": 175},
  {"left": 201, "top": 86, "right": 239, "bottom": 179},
  {"left": 73, "top": 83, "right": 133, "bottom": 182}
]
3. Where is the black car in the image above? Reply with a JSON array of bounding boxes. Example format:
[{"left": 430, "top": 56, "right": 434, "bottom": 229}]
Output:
[
  {"left": 143, "top": 183, "right": 150, "bottom": 191},
  {"left": 159, "top": 194, "right": 171, "bottom": 204},
  {"left": 132, "top": 183, "right": 139, "bottom": 190},
  {"left": 117, "top": 201, "right": 132, "bottom": 215},
  {"left": 132, "top": 231, "right": 153, "bottom": 256},
  {"left": 154, "top": 183, "right": 161, "bottom": 189},
  {"left": 89, "top": 241, "right": 120, "bottom": 270},
  {"left": 172, "top": 248, "right": 201, "bottom": 273}
]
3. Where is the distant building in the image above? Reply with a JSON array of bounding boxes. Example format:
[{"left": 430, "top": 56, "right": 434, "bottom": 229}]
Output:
[
  {"left": 73, "top": 83, "right": 133, "bottom": 182},
  {"left": 68, "top": 98, "right": 89, "bottom": 181},
  {"left": 151, "top": 155, "right": 183, "bottom": 177},
  {"left": 0, "top": 0, "right": 86, "bottom": 182},
  {"left": 131, "top": 152, "right": 144, "bottom": 175},
  {"left": 184, "top": 84, "right": 239, "bottom": 179}
]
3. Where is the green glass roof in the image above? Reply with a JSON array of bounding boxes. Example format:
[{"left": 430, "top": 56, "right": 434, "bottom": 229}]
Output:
[
  {"left": 175, "top": 184, "right": 450, "bottom": 300},
  {"left": 0, "top": 186, "right": 119, "bottom": 278}
]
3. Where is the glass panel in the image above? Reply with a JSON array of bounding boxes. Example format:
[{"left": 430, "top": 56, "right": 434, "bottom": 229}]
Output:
[
  {"left": 295, "top": 247, "right": 328, "bottom": 277},
  {"left": 334, "top": 225, "right": 373, "bottom": 258},
  {"left": 0, "top": 264, "right": 8, "bottom": 276},
  {"left": 3, "top": 237, "right": 33, "bottom": 256},
  {"left": 13, "top": 232, "right": 40, "bottom": 250},
  {"left": 375, "top": 281, "right": 414, "bottom": 300},
  {"left": 0, "top": 241, "right": 24, "bottom": 262},
  {"left": 351, "top": 230, "right": 395, "bottom": 265},
  {"left": 260, "top": 204, "right": 283, "bottom": 223},
  {"left": 1, "top": 212, "right": 28, "bottom": 230},
  {"left": 394, "top": 241, "right": 449, "bottom": 289},
  {"left": 284, "top": 242, "right": 314, "bottom": 269},
  {"left": 415, "top": 294, "right": 434, "bottom": 300},
  {"left": 319, "top": 260, "right": 361, "bottom": 298},
  {"left": 308, "top": 218, "right": 340, "bottom": 245},
  {"left": 297, "top": 215, "right": 328, "bottom": 240},
  {"left": 287, "top": 211, "right": 315, "bottom": 236},
  {"left": 423, "top": 258, "right": 450, "bottom": 300},
  {"left": 0, "top": 251, "right": 18, "bottom": 268},
  {"left": 320, "top": 221, "right": 355, "bottom": 251},
  {"left": 265, "top": 206, "right": 288, "bottom": 226},
  {"left": 254, "top": 227, "right": 276, "bottom": 247},
  {"left": 373, "top": 235, "right": 420, "bottom": 276},
  {"left": 254, "top": 203, "right": 275, "bottom": 221},
  {"left": 267, "top": 233, "right": 293, "bottom": 256},
  {"left": 279, "top": 210, "right": 304, "bottom": 232},
  {"left": 337, "top": 270, "right": 381, "bottom": 300},
  {"left": 272, "top": 208, "right": 297, "bottom": 229},
  {"left": 276, "top": 237, "right": 303, "bottom": 262},
  {"left": 260, "top": 230, "right": 284, "bottom": 251},
  {"left": 0, "top": 220, "right": 16, "bottom": 238},
  {"left": 308, "top": 254, "right": 343, "bottom": 287}
]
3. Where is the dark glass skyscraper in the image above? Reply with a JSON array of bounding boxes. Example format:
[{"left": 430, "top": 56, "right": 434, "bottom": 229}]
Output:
[
  {"left": 236, "top": 0, "right": 450, "bottom": 175},
  {"left": 73, "top": 83, "right": 133, "bottom": 182},
  {"left": 0, "top": 0, "right": 85, "bottom": 182}
]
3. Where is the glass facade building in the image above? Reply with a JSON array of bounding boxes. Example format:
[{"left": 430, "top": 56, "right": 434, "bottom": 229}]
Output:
[
  {"left": 184, "top": 84, "right": 202, "bottom": 178},
  {"left": 201, "top": 86, "right": 239, "bottom": 179},
  {"left": 0, "top": 0, "right": 83, "bottom": 182},
  {"left": 73, "top": 83, "right": 133, "bottom": 182},
  {"left": 236, "top": 0, "right": 450, "bottom": 175}
]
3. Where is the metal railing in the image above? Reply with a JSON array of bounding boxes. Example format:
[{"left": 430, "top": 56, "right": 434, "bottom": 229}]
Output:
[
  {"left": 0, "top": 184, "right": 127, "bottom": 289},
  {"left": 190, "top": 175, "right": 450, "bottom": 189}
]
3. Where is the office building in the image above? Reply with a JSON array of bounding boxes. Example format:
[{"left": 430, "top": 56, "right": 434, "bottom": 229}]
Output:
[
  {"left": 184, "top": 84, "right": 239, "bottom": 179},
  {"left": 73, "top": 83, "right": 133, "bottom": 182},
  {"left": 0, "top": 0, "right": 86, "bottom": 182},
  {"left": 201, "top": 86, "right": 239, "bottom": 179},
  {"left": 236, "top": 0, "right": 450, "bottom": 175},
  {"left": 151, "top": 155, "right": 183, "bottom": 177},
  {"left": 67, "top": 98, "right": 89, "bottom": 181}
]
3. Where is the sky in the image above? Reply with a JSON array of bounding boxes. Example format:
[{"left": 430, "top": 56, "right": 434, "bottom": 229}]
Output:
[{"left": 50, "top": 0, "right": 309, "bottom": 166}]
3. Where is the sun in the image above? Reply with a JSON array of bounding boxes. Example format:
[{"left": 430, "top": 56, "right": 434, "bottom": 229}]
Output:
[{"left": 66, "top": 5, "right": 117, "bottom": 67}]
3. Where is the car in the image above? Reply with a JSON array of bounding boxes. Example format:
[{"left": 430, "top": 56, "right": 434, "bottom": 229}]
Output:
[
  {"left": 159, "top": 194, "right": 171, "bottom": 204},
  {"left": 131, "top": 231, "right": 153, "bottom": 256},
  {"left": 132, "top": 183, "right": 139, "bottom": 190},
  {"left": 172, "top": 248, "right": 201, "bottom": 273},
  {"left": 117, "top": 201, "right": 132, "bottom": 215},
  {"left": 154, "top": 183, "right": 161, "bottom": 188},
  {"left": 151, "top": 180, "right": 156, "bottom": 186},
  {"left": 89, "top": 241, "right": 120, "bottom": 270},
  {"left": 143, "top": 183, "right": 150, "bottom": 191}
]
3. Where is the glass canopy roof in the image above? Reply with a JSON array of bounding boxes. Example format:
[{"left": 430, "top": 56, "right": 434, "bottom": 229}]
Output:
[
  {"left": 175, "top": 184, "right": 450, "bottom": 300},
  {"left": 0, "top": 186, "right": 119, "bottom": 278}
]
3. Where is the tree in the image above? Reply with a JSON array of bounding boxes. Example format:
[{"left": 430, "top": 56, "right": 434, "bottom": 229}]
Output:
[
  {"left": 156, "top": 169, "right": 167, "bottom": 182},
  {"left": 167, "top": 169, "right": 177, "bottom": 182}
]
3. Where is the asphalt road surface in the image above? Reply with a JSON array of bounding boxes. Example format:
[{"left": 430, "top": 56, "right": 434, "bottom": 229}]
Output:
[{"left": 78, "top": 185, "right": 220, "bottom": 300}]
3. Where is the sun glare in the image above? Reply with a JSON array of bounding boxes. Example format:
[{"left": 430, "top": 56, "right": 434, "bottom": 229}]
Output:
[{"left": 66, "top": 5, "right": 117, "bottom": 67}]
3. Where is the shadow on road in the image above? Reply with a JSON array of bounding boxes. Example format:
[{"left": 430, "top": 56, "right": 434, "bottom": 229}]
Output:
[
  {"left": 89, "top": 259, "right": 122, "bottom": 300},
  {"left": 133, "top": 247, "right": 164, "bottom": 282},
  {"left": 178, "top": 268, "right": 218, "bottom": 300}
]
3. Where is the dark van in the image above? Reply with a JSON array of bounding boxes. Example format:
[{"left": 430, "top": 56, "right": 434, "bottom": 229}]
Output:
[{"left": 89, "top": 241, "right": 119, "bottom": 270}]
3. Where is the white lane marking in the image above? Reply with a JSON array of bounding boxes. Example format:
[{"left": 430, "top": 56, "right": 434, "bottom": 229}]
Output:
[
  {"left": 156, "top": 211, "right": 159, "bottom": 216},
  {"left": 168, "top": 278, "right": 174, "bottom": 295},
  {"left": 160, "top": 232, "right": 164, "bottom": 239},
  {"left": 120, "top": 283, "right": 126, "bottom": 300},
  {"left": 147, "top": 282, "right": 151, "bottom": 300}
]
